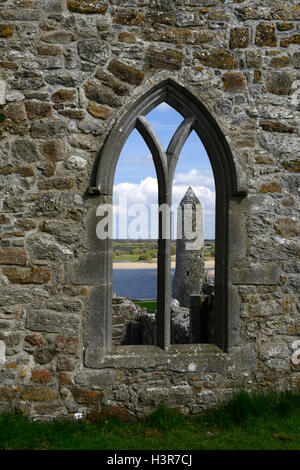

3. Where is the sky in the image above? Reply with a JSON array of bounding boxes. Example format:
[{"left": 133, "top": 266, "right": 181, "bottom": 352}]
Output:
[{"left": 113, "top": 103, "right": 216, "bottom": 240}]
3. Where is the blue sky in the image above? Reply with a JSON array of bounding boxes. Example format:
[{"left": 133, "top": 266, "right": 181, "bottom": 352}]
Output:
[{"left": 113, "top": 103, "right": 216, "bottom": 239}]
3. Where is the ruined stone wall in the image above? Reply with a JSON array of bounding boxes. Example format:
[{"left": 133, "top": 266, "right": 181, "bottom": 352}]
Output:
[{"left": 0, "top": 0, "right": 299, "bottom": 419}]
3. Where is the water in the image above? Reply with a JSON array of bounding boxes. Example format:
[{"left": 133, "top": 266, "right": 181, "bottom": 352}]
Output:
[
  {"left": 113, "top": 269, "right": 175, "bottom": 300},
  {"left": 113, "top": 268, "right": 214, "bottom": 300}
]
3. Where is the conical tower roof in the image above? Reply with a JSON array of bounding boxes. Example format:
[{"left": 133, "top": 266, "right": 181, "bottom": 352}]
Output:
[{"left": 179, "top": 186, "right": 202, "bottom": 206}]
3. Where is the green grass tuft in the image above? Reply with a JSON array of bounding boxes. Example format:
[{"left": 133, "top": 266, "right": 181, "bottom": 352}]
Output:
[
  {"left": 0, "top": 391, "right": 299, "bottom": 450},
  {"left": 145, "top": 404, "right": 186, "bottom": 432}
]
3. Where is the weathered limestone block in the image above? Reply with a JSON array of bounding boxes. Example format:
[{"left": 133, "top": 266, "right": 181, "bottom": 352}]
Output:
[
  {"left": 228, "top": 345, "right": 256, "bottom": 371},
  {"left": 292, "top": 52, "right": 300, "bottom": 68},
  {"left": 138, "top": 384, "right": 194, "bottom": 409},
  {"left": 84, "top": 81, "right": 120, "bottom": 107},
  {"left": 54, "top": 336, "right": 78, "bottom": 355},
  {"left": 275, "top": 218, "right": 300, "bottom": 238},
  {"left": 0, "top": 24, "right": 14, "bottom": 37},
  {"left": 25, "top": 102, "right": 52, "bottom": 120},
  {"left": 26, "top": 311, "right": 81, "bottom": 336},
  {"left": 266, "top": 71, "right": 292, "bottom": 95},
  {"left": 31, "top": 369, "right": 52, "bottom": 384},
  {"left": 17, "top": 24, "right": 37, "bottom": 40},
  {"left": 282, "top": 160, "right": 300, "bottom": 173},
  {"left": 0, "top": 248, "right": 27, "bottom": 266},
  {"left": 260, "top": 342, "right": 290, "bottom": 370},
  {"left": 222, "top": 72, "right": 245, "bottom": 92},
  {"left": 45, "top": 71, "right": 84, "bottom": 87},
  {"left": 75, "top": 370, "right": 116, "bottom": 387},
  {"left": 258, "top": 133, "right": 299, "bottom": 156},
  {"left": 87, "top": 102, "right": 114, "bottom": 120},
  {"left": 280, "top": 35, "right": 300, "bottom": 47},
  {"left": 25, "top": 334, "right": 45, "bottom": 347},
  {"left": 46, "top": 297, "right": 84, "bottom": 313},
  {"left": 33, "top": 403, "right": 65, "bottom": 416},
  {"left": 113, "top": 10, "right": 146, "bottom": 26},
  {"left": 78, "top": 39, "right": 110, "bottom": 65},
  {"left": 67, "top": 0, "right": 108, "bottom": 14},
  {"left": 0, "top": 386, "right": 21, "bottom": 401},
  {"left": 146, "top": 46, "right": 183, "bottom": 70},
  {"left": 2, "top": 266, "right": 51, "bottom": 285},
  {"left": 38, "top": 177, "right": 74, "bottom": 190},
  {"left": 119, "top": 32, "right": 136, "bottom": 43},
  {"left": 37, "top": 45, "right": 62, "bottom": 56},
  {"left": 64, "top": 155, "right": 87, "bottom": 170},
  {"left": 195, "top": 49, "right": 237, "bottom": 69},
  {"left": 41, "top": 30, "right": 76, "bottom": 44},
  {"left": 65, "top": 255, "right": 111, "bottom": 285},
  {"left": 229, "top": 27, "right": 249, "bottom": 49},
  {"left": 260, "top": 121, "right": 295, "bottom": 133},
  {"left": 95, "top": 69, "right": 130, "bottom": 96},
  {"left": 10, "top": 72, "right": 45, "bottom": 90},
  {"left": 40, "top": 140, "right": 65, "bottom": 162},
  {"left": 0, "top": 287, "right": 33, "bottom": 306},
  {"left": 269, "top": 56, "right": 291, "bottom": 67},
  {"left": 30, "top": 119, "right": 67, "bottom": 138},
  {"left": 108, "top": 59, "right": 145, "bottom": 85},
  {"left": 21, "top": 387, "right": 57, "bottom": 401},
  {"left": 57, "top": 356, "right": 76, "bottom": 371},
  {"left": 72, "top": 388, "right": 103, "bottom": 404},
  {"left": 230, "top": 263, "right": 280, "bottom": 285},
  {"left": 34, "top": 349, "right": 53, "bottom": 365},
  {"left": 3, "top": 103, "right": 27, "bottom": 121},
  {"left": 57, "top": 109, "right": 85, "bottom": 120},
  {"left": 1, "top": 9, "right": 41, "bottom": 21},
  {"left": 144, "top": 28, "right": 212, "bottom": 44},
  {"left": 26, "top": 234, "right": 73, "bottom": 261},
  {"left": 0, "top": 164, "right": 34, "bottom": 177},
  {"left": 255, "top": 22, "right": 277, "bottom": 47},
  {"left": 51, "top": 89, "right": 76, "bottom": 103},
  {"left": 78, "top": 117, "right": 105, "bottom": 135},
  {"left": 0, "top": 331, "right": 22, "bottom": 348},
  {"left": 246, "top": 49, "right": 262, "bottom": 68}
]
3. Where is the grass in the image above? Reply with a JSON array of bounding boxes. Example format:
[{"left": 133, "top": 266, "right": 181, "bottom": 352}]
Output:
[
  {"left": 133, "top": 300, "right": 157, "bottom": 311},
  {"left": 112, "top": 240, "right": 215, "bottom": 262},
  {"left": 0, "top": 392, "right": 300, "bottom": 450}
]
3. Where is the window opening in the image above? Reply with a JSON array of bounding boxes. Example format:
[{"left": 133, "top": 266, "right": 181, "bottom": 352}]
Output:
[
  {"left": 87, "top": 79, "right": 247, "bottom": 364},
  {"left": 171, "top": 130, "right": 216, "bottom": 345},
  {"left": 112, "top": 129, "right": 158, "bottom": 345}
]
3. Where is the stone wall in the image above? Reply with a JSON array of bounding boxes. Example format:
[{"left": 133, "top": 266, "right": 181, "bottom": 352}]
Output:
[{"left": 0, "top": 0, "right": 299, "bottom": 419}]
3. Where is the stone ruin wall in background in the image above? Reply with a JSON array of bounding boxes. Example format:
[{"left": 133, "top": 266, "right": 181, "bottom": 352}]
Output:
[{"left": 0, "top": 0, "right": 299, "bottom": 419}]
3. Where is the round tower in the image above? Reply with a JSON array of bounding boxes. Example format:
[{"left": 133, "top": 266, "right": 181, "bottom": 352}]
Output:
[{"left": 172, "top": 186, "right": 205, "bottom": 308}]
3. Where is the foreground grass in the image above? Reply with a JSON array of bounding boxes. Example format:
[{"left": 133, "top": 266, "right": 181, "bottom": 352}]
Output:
[{"left": 1, "top": 392, "right": 300, "bottom": 450}]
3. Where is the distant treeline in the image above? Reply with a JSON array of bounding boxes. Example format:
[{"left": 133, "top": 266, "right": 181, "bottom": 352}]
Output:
[{"left": 113, "top": 240, "right": 215, "bottom": 261}]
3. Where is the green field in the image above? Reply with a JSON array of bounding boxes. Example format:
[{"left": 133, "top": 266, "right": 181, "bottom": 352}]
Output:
[
  {"left": 1, "top": 392, "right": 299, "bottom": 450},
  {"left": 113, "top": 240, "right": 215, "bottom": 262},
  {"left": 133, "top": 300, "right": 157, "bottom": 311}
]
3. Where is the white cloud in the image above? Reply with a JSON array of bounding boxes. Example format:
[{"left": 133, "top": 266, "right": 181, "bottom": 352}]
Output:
[
  {"left": 113, "top": 172, "right": 215, "bottom": 239},
  {"left": 174, "top": 169, "right": 215, "bottom": 189}
]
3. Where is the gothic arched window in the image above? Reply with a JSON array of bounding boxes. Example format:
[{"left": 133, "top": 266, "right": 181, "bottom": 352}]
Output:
[{"left": 84, "top": 79, "right": 247, "bottom": 365}]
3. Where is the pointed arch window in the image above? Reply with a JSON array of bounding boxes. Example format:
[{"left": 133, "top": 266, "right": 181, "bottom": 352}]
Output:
[{"left": 85, "top": 79, "right": 247, "bottom": 363}]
